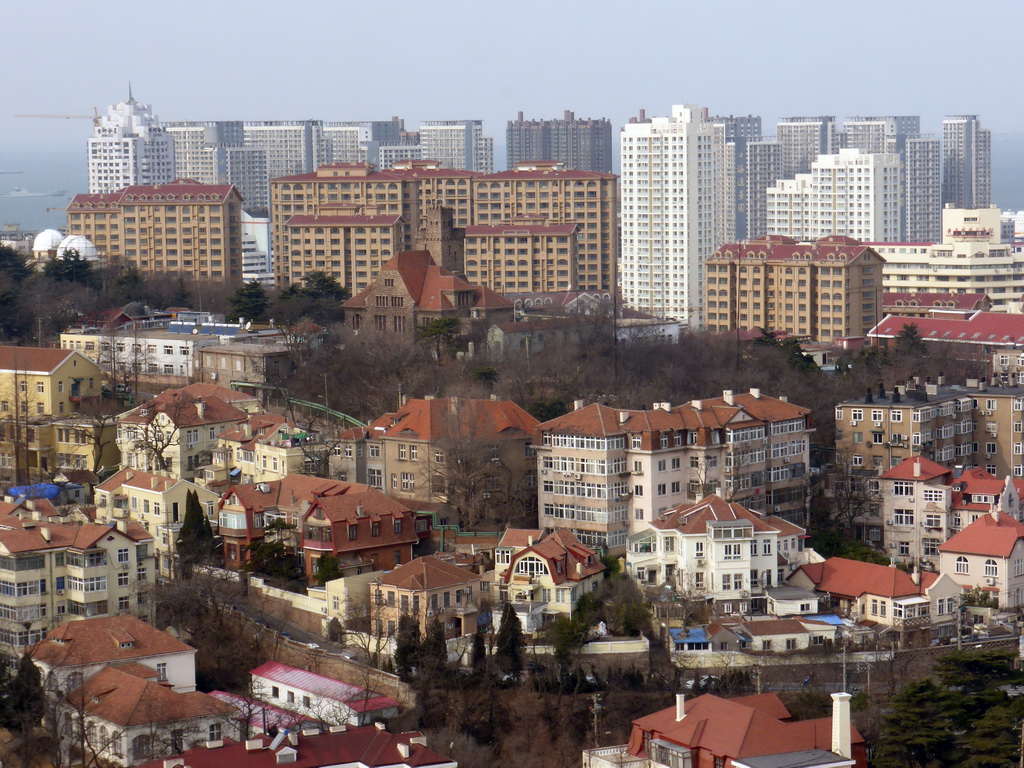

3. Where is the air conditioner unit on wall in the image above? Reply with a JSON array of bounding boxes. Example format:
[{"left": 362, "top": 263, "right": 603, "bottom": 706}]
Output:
[{"left": 986, "top": 577, "right": 996, "bottom": 586}]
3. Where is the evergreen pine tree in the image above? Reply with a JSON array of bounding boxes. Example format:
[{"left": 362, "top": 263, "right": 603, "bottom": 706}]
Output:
[
  {"left": 7, "top": 651, "right": 44, "bottom": 731},
  {"left": 873, "top": 678, "right": 959, "bottom": 768},
  {"left": 471, "top": 629, "right": 486, "bottom": 672},
  {"left": 228, "top": 280, "right": 270, "bottom": 322},
  {"left": 313, "top": 553, "right": 342, "bottom": 585},
  {"left": 394, "top": 615, "right": 421, "bottom": 681},
  {"left": 177, "top": 490, "right": 213, "bottom": 572},
  {"left": 494, "top": 603, "right": 524, "bottom": 676}
]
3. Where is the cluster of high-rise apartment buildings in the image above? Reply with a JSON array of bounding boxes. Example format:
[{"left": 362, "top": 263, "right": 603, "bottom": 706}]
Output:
[{"left": 75, "top": 92, "right": 999, "bottom": 333}]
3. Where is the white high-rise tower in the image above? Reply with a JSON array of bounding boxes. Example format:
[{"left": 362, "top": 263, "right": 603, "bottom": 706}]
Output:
[
  {"left": 619, "top": 105, "right": 725, "bottom": 325},
  {"left": 87, "top": 88, "right": 175, "bottom": 194}
]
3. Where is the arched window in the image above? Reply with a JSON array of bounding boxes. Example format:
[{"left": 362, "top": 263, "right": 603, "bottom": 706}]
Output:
[
  {"left": 956, "top": 556, "right": 969, "bottom": 574},
  {"left": 985, "top": 559, "right": 998, "bottom": 577},
  {"left": 132, "top": 735, "right": 153, "bottom": 761}
]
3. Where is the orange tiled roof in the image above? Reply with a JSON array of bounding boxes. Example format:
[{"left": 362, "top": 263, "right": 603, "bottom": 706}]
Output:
[
  {"left": 306, "top": 491, "right": 412, "bottom": 524},
  {"left": 503, "top": 529, "right": 604, "bottom": 586},
  {"left": 938, "top": 512, "right": 1024, "bottom": 558},
  {"left": 119, "top": 387, "right": 248, "bottom": 428},
  {"left": 224, "top": 476, "right": 359, "bottom": 513},
  {"left": 0, "top": 346, "right": 79, "bottom": 374},
  {"left": 380, "top": 556, "right": 478, "bottom": 591},
  {"left": 68, "top": 666, "right": 234, "bottom": 726},
  {"left": 795, "top": 557, "right": 937, "bottom": 601},
  {"left": 652, "top": 496, "right": 800, "bottom": 537},
  {"left": 497, "top": 529, "right": 543, "bottom": 548},
  {"left": 880, "top": 455, "right": 951, "bottom": 482},
  {"left": 0, "top": 519, "right": 150, "bottom": 554},
  {"left": 363, "top": 397, "right": 538, "bottom": 442},
  {"left": 96, "top": 467, "right": 179, "bottom": 494},
  {"left": 30, "top": 616, "right": 194, "bottom": 668}
]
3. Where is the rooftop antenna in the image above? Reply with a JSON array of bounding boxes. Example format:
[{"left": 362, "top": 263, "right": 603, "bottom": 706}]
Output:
[{"left": 127, "top": 82, "right": 135, "bottom": 104}]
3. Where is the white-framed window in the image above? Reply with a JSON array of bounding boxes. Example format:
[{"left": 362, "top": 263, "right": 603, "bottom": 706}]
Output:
[
  {"left": 956, "top": 556, "right": 969, "bottom": 574},
  {"left": 985, "top": 559, "right": 998, "bottom": 577}
]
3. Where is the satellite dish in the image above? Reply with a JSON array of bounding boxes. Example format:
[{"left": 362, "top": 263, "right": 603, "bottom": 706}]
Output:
[
  {"left": 245, "top": 321, "right": 252, "bottom": 330},
  {"left": 191, "top": 327, "right": 199, "bottom": 335}
]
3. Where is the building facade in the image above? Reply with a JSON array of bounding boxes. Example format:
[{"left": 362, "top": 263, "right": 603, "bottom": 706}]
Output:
[
  {"left": 776, "top": 116, "right": 838, "bottom": 179},
  {"left": 88, "top": 92, "right": 175, "bottom": 194},
  {"left": 704, "top": 234, "right": 885, "bottom": 341},
  {"left": 418, "top": 120, "right": 493, "bottom": 173},
  {"left": 619, "top": 105, "right": 726, "bottom": 323},
  {"left": 506, "top": 111, "right": 613, "bottom": 173},
  {"left": 943, "top": 115, "right": 991, "bottom": 209},
  {"left": 463, "top": 222, "right": 580, "bottom": 293}
]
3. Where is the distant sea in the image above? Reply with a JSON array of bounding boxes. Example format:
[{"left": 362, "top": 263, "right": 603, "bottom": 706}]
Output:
[{"left": 2, "top": 136, "right": 1024, "bottom": 233}]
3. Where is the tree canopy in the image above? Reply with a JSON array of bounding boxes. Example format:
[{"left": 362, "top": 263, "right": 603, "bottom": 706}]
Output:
[{"left": 228, "top": 280, "right": 270, "bottom": 322}]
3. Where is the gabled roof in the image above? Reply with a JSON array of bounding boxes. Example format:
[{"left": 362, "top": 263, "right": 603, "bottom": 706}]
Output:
[
  {"left": 883, "top": 292, "right": 988, "bottom": 311},
  {"left": 135, "top": 725, "right": 455, "bottom": 768},
  {"left": 938, "top": 512, "right": 1024, "bottom": 558},
  {"left": 360, "top": 397, "right": 538, "bottom": 442},
  {"left": 869, "top": 311, "right": 1024, "bottom": 347},
  {"left": 96, "top": 467, "right": 185, "bottom": 494},
  {"left": 250, "top": 662, "right": 399, "bottom": 713},
  {"left": 31, "top": 616, "right": 193, "bottom": 668},
  {"left": 794, "top": 557, "right": 937, "bottom": 601},
  {"left": 503, "top": 529, "right": 604, "bottom": 586},
  {"left": 0, "top": 519, "right": 150, "bottom": 554},
  {"left": 880, "top": 455, "right": 951, "bottom": 482},
  {"left": 0, "top": 346, "right": 82, "bottom": 375},
  {"left": 285, "top": 214, "right": 403, "bottom": 227},
  {"left": 711, "top": 236, "right": 880, "bottom": 265},
  {"left": 628, "top": 693, "right": 864, "bottom": 762},
  {"left": 497, "top": 529, "right": 543, "bottom": 548},
  {"left": 380, "top": 556, "right": 478, "bottom": 591},
  {"left": 652, "top": 495, "right": 804, "bottom": 538},
  {"left": 224, "top": 476, "right": 360, "bottom": 513},
  {"left": 119, "top": 387, "right": 248, "bottom": 428},
  {"left": 306, "top": 491, "right": 413, "bottom": 525},
  {"left": 344, "top": 251, "right": 512, "bottom": 311},
  {"left": 68, "top": 666, "right": 234, "bottom": 726}
]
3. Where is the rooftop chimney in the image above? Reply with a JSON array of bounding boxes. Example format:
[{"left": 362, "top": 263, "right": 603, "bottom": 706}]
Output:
[
  {"left": 244, "top": 740, "right": 263, "bottom": 751},
  {"left": 892, "top": 390, "right": 901, "bottom": 404},
  {"left": 397, "top": 744, "right": 411, "bottom": 759},
  {"left": 196, "top": 400, "right": 206, "bottom": 419},
  {"left": 831, "top": 692, "right": 852, "bottom": 759},
  {"left": 693, "top": 400, "right": 702, "bottom": 411},
  {"left": 675, "top": 693, "right": 686, "bottom": 722},
  {"left": 864, "top": 388, "right": 874, "bottom": 404},
  {"left": 576, "top": 562, "right": 583, "bottom": 576},
  {"left": 356, "top": 505, "right": 365, "bottom": 518},
  {"left": 913, "top": 460, "right": 921, "bottom": 478},
  {"left": 527, "top": 534, "right": 534, "bottom": 546},
  {"left": 878, "top": 383, "right": 885, "bottom": 400},
  {"left": 993, "top": 506, "right": 1001, "bottom": 524},
  {"left": 911, "top": 566, "right": 920, "bottom": 586},
  {"left": 40, "top": 527, "right": 50, "bottom": 542},
  {"left": 750, "top": 388, "right": 761, "bottom": 399},
  {"left": 573, "top": 399, "right": 586, "bottom": 411},
  {"left": 779, "top": 395, "right": 788, "bottom": 403},
  {"left": 937, "top": 372, "right": 946, "bottom": 386},
  {"left": 619, "top": 411, "right": 629, "bottom": 424},
  {"left": 152, "top": 477, "right": 160, "bottom": 489},
  {"left": 723, "top": 390, "right": 735, "bottom": 406}
]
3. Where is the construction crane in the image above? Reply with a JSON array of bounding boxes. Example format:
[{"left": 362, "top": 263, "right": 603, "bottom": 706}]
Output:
[{"left": 14, "top": 108, "right": 101, "bottom": 128}]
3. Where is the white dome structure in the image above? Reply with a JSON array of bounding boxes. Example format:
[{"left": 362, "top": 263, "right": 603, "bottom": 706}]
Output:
[
  {"left": 32, "top": 229, "right": 64, "bottom": 254},
  {"left": 56, "top": 235, "right": 100, "bottom": 261}
]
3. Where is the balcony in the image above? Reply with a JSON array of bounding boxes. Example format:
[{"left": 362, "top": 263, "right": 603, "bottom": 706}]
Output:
[{"left": 582, "top": 746, "right": 647, "bottom": 768}]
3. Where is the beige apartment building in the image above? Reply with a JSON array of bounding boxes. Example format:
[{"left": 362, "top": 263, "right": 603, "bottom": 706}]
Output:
[
  {"left": 705, "top": 234, "right": 885, "bottom": 341},
  {"left": 463, "top": 221, "right": 580, "bottom": 293},
  {"left": 471, "top": 162, "right": 617, "bottom": 292},
  {"left": 67, "top": 181, "right": 245, "bottom": 283},
  {"left": 874, "top": 206, "right": 1023, "bottom": 310},
  {"left": 835, "top": 378, "right": 1024, "bottom": 478},
  {"left": 535, "top": 390, "right": 813, "bottom": 553},
  {"left": 376, "top": 555, "right": 486, "bottom": 639},
  {"left": 0, "top": 518, "right": 155, "bottom": 648}
]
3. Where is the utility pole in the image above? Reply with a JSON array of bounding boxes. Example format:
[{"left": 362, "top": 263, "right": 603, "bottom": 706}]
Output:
[
  {"left": 590, "top": 692, "right": 601, "bottom": 747},
  {"left": 957, "top": 595, "right": 965, "bottom": 651},
  {"left": 841, "top": 631, "right": 848, "bottom": 692}
]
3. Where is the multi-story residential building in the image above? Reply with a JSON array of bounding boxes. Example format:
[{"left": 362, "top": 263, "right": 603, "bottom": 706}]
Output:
[
  {"left": 268, "top": 161, "right": 476, "bottom": 287},
  {"left": 939, "top": 508, "right": 1024, "bottom": 609},
  {"left": 280, "top": 214, "right": 404, "bottom": 293},
  {"left": 463, "top": 221, "right": 580, "bottom": 292},
  {"left": 584, "top": 691, "right": 866, "bottom": 768},
  {"left": 0, "top": 347, "right": 110, "bottom": 483},
  {"left": 835, "top": 377, "right": 1024, "bottom": 477},
  {"left": 87, "top": 91, "right": 175, "bottom": 194},
  {"left": 766, "top": 148, "right": 902, "bottom": 243},
  {"left": 241, "top": 211, "right": 273, "bottom": 283},
  {"left": 710, "top": 115, "right": 763, "bottom": 241},
  {"left": 626, "top": 495, "right": 814, "bottom": 613},
  {"left": 619, "top": 105, "right": 726, "bottom": 324},
  {"left": 506, "top": 111, "right": 613, "bottom": 173},
  {"left": 494, "top": 528, "right": 605, "bottom": 632},
  {"left": 472, "top": 162, "right": 618, "bottom": 292},
  {"left": 197, "top": 344, "right": 294, "bottom": 387},
  {"left": 535, "top": 390, "right": 813, "bottom": 553},
  {"left": 871, "top": 456, "right": 1021, "bottom": 567},
  {"left": 300, "top": 492, "right": 418, "bottom": 580},
  {"left": 776, "top": 115, "right": 839, "bottom": 179},
  {"left": 418, "top": 120, "right": 493, "bottom": 173},
  {"left": 882, "top": 291, "right": 990, "bottom": 318},
  {"left": 335, "top": 395, "right": 537, "bottom": 523},
  {"left": 873, "top": 206, "right": 1024, "bottom": 308},
  {"left": 789, "top": 556, "right": 960, "bottom": 645},
  {"left": 377, "top": 555, "right": 486, "bottom": 638},
  {"left": 704, "top": 234, "right": 885, "bottom": 341},
  {"left": 94, "top": 468, "right": 221, "bottom": 577},
  {"left": 242, "top": 120, "right": 325, "bottom": 182},
  {"left": 943, "top": 115, "right": 991, "bottom": 209},
  {"left": 204, "top": 412, "right": 315, "bottom": 487},
  {"left": 66, "top": 181, "right": 245, "bottom": 283},
  {"left": 0, "top": 518, "right": 154, "bottom": 648},
  {"left": 116, "top": 384, "right": 259, "bottom": 479},
  {"left": 745, "top": 136, "right": 782, "bottom": 239},
  {"left": 250, "top": 662, "right": 399, "bottom": 726},
  {"left": 322, "top": 119, "right": 407, "bottom": 163},
  {"left": 869, "top": 311, "right": 1024, "bottom": 352},
  {"left": 343, "top": 251, "right": 514, "bottom": 339}
]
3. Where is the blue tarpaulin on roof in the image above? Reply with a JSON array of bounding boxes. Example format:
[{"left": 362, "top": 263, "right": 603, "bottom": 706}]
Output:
[
  {"left": 803, "top": 613, "right": 845, "bottom": 626},
  {"left": 8, "top": 483, "right": 60, "bottom": 500}
]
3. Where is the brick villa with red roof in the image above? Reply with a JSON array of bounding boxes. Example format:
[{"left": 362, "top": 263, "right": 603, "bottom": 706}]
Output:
[
  {"left": 882, "top": 291, "right": 991, "bottom": 318},
  {"left": 585, "top": 691, "right": 866, "bottom": 768}
]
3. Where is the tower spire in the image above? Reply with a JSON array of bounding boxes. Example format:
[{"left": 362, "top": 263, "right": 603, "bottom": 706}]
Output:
[{"left": 127, "top": 82, "right": 135, "bottom": 104}]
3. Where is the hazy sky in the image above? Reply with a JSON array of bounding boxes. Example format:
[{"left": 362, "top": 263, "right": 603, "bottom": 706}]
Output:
[{"left": 4, "top": 0, "right": 1023, "bottom": 154}]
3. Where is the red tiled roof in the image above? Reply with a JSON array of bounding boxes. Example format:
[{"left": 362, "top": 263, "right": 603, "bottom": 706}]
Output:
[
  {"left": 0, "top": 519, "right": 150, "bottom": 554},
  {"left": 119, "top": 387, "right": 248, "bottom": 428},
  {"left": 464, "top": 224, "right": 580, "bottom": 236},
  {"left": 869, "top": 311, "right": 1024, "bottom": 346},
  {"left": 305, "top": 491, "right": 413, "bottom": 526},
  {"left": 711, "top": 236, "right": 881, "bottom": 264},
  {"left": 362, "top": 397, "right": 538, "bottom": 442},
  {"left": 627, "top": 693, "right": 865, "bottom": 763},
  {"left": 250, "top": 662, "right": 399, "bottom": 712},
  {"left": 73, "top": 182, "right": 239, "bottom": 206},
  {"left": 68, "top": 192, "right": 121, "bottom": 208},
  {"left": 652, "top": 496, "right": 801, "bottom": 537},
  {"left": 497, "top": 529, "right": 543, "bottom": 548},
  {"left": 503, "top": 529, "right": 604, "bottom": 586},
  {"left": 880, "top": 455, "right": 952, "bottom": 482},
  {"left": 135, "top": 726, "right": 453, "bottom": 768},
  {"left": 285, "top": 214, "right": 402, "bottom": 227},
  {"left": 479, "top": 167, "right": 616, "bottom": 180},
  {"left": 68, "top": 666, "right": 234, "bottom": 726},
  {"left": 953, "top": 467, "right": 1006, "bottom": 497},
  {"left": 380, "top": 556, "right": 478, "bottom": 591},
  {"left": 0, "top": 346, "right": 77, "bottom": 374},
  {"left": 31, "top": 616, "right": 194, "bottom": 668},
  {"left": 883, "top": 292, "right": 988, "bottom": 311},
  {"left": 794, "top": 557, "right": 936, "bottom": 600},
  {"left": 938, "top": 512, "right": 1024, "bottom": 558},
  {"left": 97, "top": 467, "right": 181, "bottom": 494},
  {"left": 224, "top": 476, "right": 358, "bottom": 514}
]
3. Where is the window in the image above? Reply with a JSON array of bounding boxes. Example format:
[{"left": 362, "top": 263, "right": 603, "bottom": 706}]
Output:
[
  {"left": 156, "top": 663, "right": 167, "bottom": 681},
  {"left": 892, "top": 481, "right": 913, "bottom": 496},
  {"left": 956, "top": 556, "right": 969, "bottom": 574},
  {"left": 985, "top": 559, "right": 998, "bottom": 577},
  {"left": 348, "top": 525, "right": 358, "bottom": 540},
  {"left": 785, "top": 638, "right": 797, "bottom": 650},
  {"left": 209, "top": 723, "right": 222, "bottom": 742},
  {"left": 893, "top": 510, "right": 914, "bottom": 526}
]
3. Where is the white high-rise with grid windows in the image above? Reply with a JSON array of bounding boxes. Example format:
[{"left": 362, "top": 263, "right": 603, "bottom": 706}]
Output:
[
  {"left": 419, "top": 120, "right": 493, "bottom": 172},
  {"left": 618, "top": 104, "right": 726, "bottom": 325},
  {"left": 766, "top": 148, "right": 901, "bottom": 242},
  {"left": 87, "top": 92, "right": 174, "bottom": 194}
]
